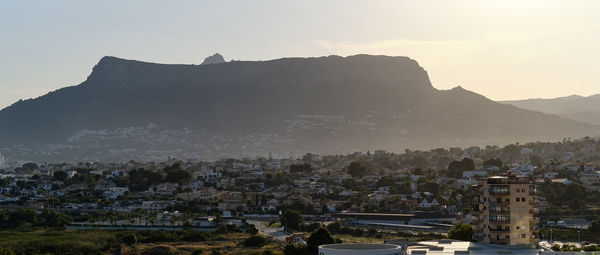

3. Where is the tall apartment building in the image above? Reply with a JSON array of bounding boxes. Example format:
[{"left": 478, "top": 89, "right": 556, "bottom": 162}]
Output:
[{"left": 472, "top": 172, "right": 539, "bottom": 245}]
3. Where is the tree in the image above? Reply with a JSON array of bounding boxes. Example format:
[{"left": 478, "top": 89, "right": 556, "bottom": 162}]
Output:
[
  {"left": 53, "top": 171, "right": 68, "bottom": 181},
  {"left": 483, "top": 158, "right": 503, "bottom": 168},
  {"left": 448, "top": 223, "right": 473, "bottom": 241},
  {"left": 119, "top": 232, "right": 138, "bottom": 247},
  {"left": 307, "top": 228, "right": 335, "bottom": 253},
  {"left": 591, "top": 218, "right": 600, "bottom": 233},
  {"left": 165, "top": 168, "right": 192, "bottom": 185},
  {"left": 347, "top": 162, "right": 367, "bottom": 177},
  {"left": 281, "top": 209, "right": 302, "bottom": 231},
  {"left": 447, "top": 158, "right": 474, "bottom": 178}
]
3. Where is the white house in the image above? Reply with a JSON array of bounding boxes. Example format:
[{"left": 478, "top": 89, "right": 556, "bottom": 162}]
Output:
[
  {"left": 104, "top": 187, "right": 129, "bottom": 199},
  {"left": 419, "top": 198, "right": 439, "bottom": 208}
]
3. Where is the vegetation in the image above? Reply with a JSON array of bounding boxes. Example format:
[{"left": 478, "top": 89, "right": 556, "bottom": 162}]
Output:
[
  {"left": 448, "top": 223, "right": 473, "bottom": 241},
  {"left": 307, "top": 228, "right": 335, "bottom": 253},
  {"left": 280, "top": 209, "right": 302, "bottom": 231},
  {"left": 447, "top": 158, "right": 474, "bottom": 178}
]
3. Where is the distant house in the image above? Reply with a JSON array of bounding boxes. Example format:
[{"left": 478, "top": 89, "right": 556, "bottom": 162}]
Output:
[
  {"left": 142, "top": 201, "right": 170, "bottom": 211},
  {"left": 543, "top": 172, "right": 559, "bottom": 179},
  {"left": 419, "top": 198, "right": 439, "bottom": 208},
  {"left": 551, "top": 178, "right": 573, "bottom": 185},
  {"left": 149, "top": 183, "right": 179, "bottom": 195},
  {"left": 483, "top": 165, "right": 500, "bottom": 171},
  {"left": 462, "top": 171, "right": 488, "bottom": 178},
  {"left": 104, "top": 187, "right": 129, "bottom": 199},
  {"left": 520, "top": 148, "right": 534, "bottom": 155}
]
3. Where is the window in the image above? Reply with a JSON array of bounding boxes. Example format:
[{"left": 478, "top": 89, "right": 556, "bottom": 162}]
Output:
[
  {"left": 522, "top": 197, "right": 526, "bottom": 202},
  {"left": 516, "top": 197, "right": 520, "bottom": 202},
  {"left": 516, "top": 226, "right": 520, "bottom": 230},
  {"left": 522, "top": 234, "right": 526, "bottom": 238},
  {"left": 505, "top": 198, "right": 510, "bottom": 202},
  {"left": 516, "top": 189, "right": 520, "bottom": 193}
]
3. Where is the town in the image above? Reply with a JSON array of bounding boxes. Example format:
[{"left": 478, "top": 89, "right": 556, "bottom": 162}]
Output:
[{"left": 1, "top": 137, "right": 600, "bottom": 254}]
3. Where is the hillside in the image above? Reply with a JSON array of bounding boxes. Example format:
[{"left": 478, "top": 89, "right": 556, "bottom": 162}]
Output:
[
  {"left": 502, "top": 94, "right": 600, "bottom": 126},
  {"left": 1, "top": 54, "right": 599, "bottom": 163}
]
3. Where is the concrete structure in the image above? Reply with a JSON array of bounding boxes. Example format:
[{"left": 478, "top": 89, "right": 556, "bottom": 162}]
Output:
[
  {"left": 319, "top": 243, "right": 404, "bottom": 255},
  {"left": 472, "top": 173, "right": 539, "bottom": 245},
  {"left": 405, "top": 240, "right": 540, "bottom": 255}
]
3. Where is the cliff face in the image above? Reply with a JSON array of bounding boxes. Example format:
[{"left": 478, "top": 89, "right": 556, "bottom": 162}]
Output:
[{"left": 0, "top": 54, "right": 598, "bottom": 162}]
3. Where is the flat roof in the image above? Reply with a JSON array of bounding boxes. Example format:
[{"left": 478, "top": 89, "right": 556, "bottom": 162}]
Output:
[
  {"left": 407, "top": 241, "right": 541, "bottom": 255},
  {"left": 320, "top": 243, "right": 402, "bottom": 250},
  {"left": 332, "top": 212, "right": 414, "bottom": 217}
]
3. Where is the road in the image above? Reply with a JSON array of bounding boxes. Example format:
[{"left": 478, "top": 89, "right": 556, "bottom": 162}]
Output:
[{"left": 248, "top": 220, "right": 288, "bottom": 242}]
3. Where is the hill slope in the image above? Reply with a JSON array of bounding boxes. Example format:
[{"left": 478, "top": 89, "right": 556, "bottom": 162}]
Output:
[
  {"left": 502, "top": 94, "right": 600, "bottom": 126},
  {"left": 1, "top": 55, "right": 598, "bottom": 162}
]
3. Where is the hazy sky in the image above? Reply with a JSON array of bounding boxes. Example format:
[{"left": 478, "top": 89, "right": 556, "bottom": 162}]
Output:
[{"left": 2, "top": 0, "right": 600, "bottom": 109}]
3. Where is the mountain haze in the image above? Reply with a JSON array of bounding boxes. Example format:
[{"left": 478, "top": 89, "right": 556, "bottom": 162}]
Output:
[
  {"left": 1, "top": 55, "right": 599, "bottom": 163},
  {"left": 503, "top": 94, "right": 600, "bottom": 126}
]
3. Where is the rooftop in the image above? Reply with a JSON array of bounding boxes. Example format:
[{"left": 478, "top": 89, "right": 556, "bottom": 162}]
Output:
[{"left": 320, "top": 243, "right": 402, "bottom": 250}]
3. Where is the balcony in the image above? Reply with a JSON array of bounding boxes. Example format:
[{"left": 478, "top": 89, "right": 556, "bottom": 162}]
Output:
[
  {"left": 489, "top": 214, "right": 510, "bottom": 223},
  {"left": 473, "top": 232, "right": 485, "bottom": 240},
  {"left": 489, "top": 206, "right": 511, "bottom": 214},
  {"left": 489, "top": 200, "right": 511, "bottom": 206},
  {"left": 489, "top": 228, "right": 511, "bottom": 232}
]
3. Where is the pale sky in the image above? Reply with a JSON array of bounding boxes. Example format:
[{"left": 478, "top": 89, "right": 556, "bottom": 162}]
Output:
[{"left": 2, "top": 0, "right": 600, "bottom": 109}]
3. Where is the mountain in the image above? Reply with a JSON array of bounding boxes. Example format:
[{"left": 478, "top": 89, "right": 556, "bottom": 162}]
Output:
[
  {"left": 201, "top": 53, "right": 225, "bottom": 65},
  {"left": 502, "top": 94, "right": 600, "bottom": 126},
  {"left": 1, "top": 54, "right": 599, "bottom": 163}
]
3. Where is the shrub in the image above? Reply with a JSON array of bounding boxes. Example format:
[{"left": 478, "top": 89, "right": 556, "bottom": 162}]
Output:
[
  {"left": 181, "top": 231, "right": 208, "bottom": 242},
  {"left": 283, "top": 244, "right": 311, "bottom": 255},
  {"left": 244, "top": 235, "right": 267, "bottom": 247},
  {"left": 448, "top": 223, "right": 473, "bottom": 241},
  {"left": 0, "top": 247, "right": 15, "bottom": 255},
  {"left": 339, "top": 227, "right": 353, "bottom": 235},
  {"left": 118, "top": 232, "right": 137, "bottom": 247},
  {"left": 246, "top": 224, "right": 259, "bottom": 234},
  {"left": 367, "top": 228, "right": 377, "bottom": 236},
  {"left": 326, "top": 221, "right": 342, "bottom": 234},
  {"left": 351, "top": 228, "right": 364, "bottom": 237}
]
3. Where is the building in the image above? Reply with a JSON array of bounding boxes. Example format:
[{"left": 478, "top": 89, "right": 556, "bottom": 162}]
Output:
[
  {"left": 0, "top": 153, "right": 5, "bottom": 169},
  {"left": 403, "top": 240, "right": 539, "bottom": 255},
  {"left": 472, "top": 173, "right": 539, "bottom": 245},
  {"left": 319, "top": 244, "right": 404, "bottom": 255}
]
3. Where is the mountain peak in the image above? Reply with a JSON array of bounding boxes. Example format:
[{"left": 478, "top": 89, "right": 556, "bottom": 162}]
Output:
[{"left": 201, "top": 53, "right": 225, "bottom": 65}]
